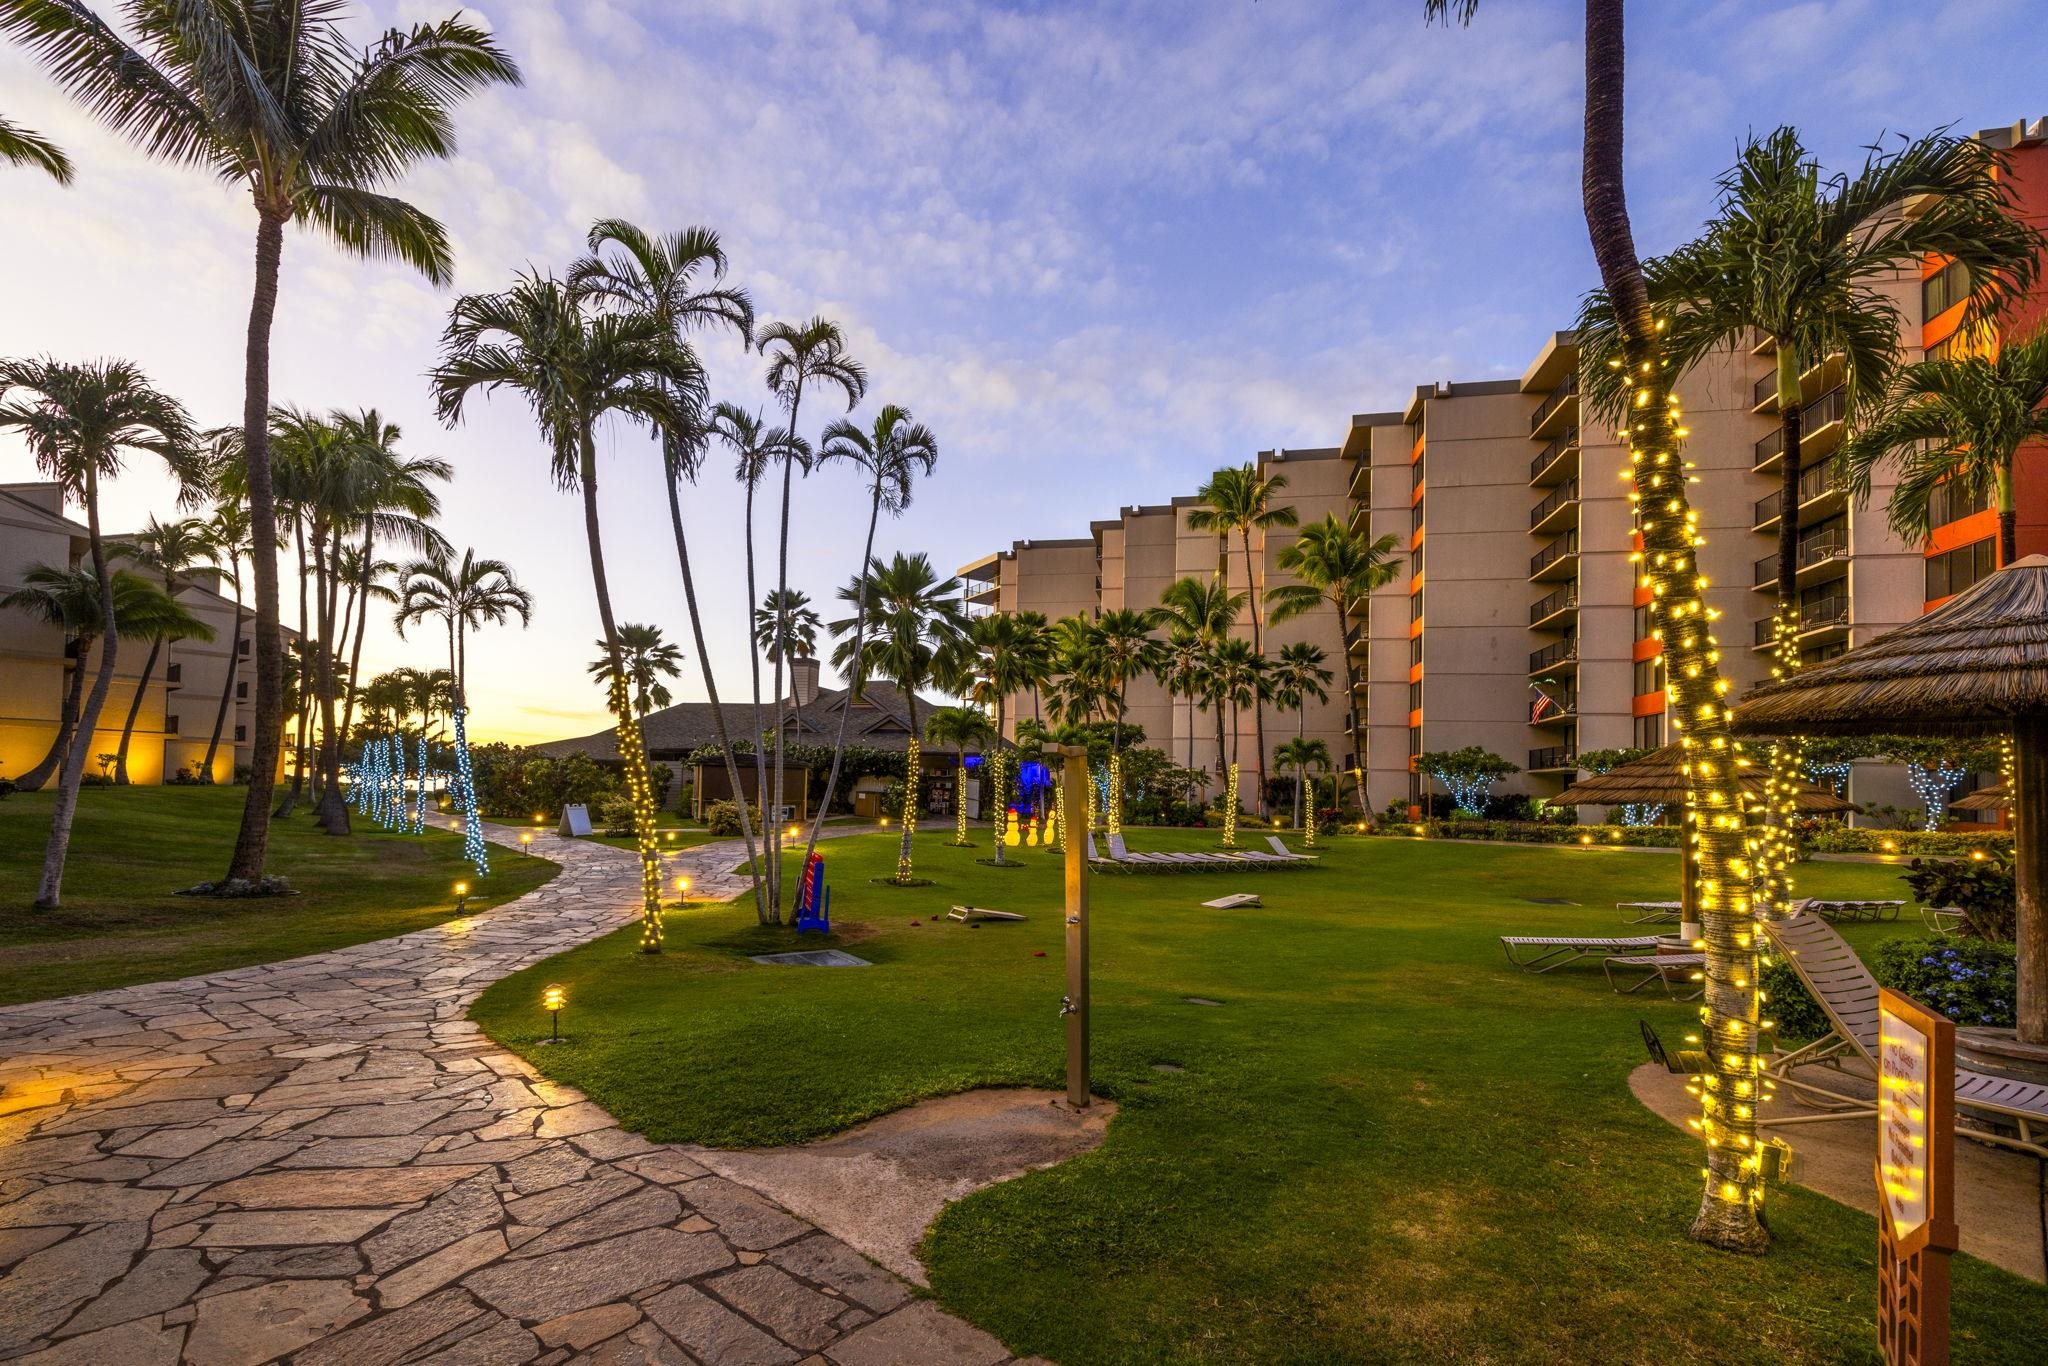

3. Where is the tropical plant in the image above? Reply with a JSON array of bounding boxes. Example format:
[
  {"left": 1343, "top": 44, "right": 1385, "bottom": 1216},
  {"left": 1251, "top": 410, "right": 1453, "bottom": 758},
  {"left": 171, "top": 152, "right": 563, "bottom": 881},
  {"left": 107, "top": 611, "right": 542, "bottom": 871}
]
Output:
[
  {"left": 1842, "top": 328, "right": 2048, "bottom": 565},
  {"left": 0, "top": 111, "right": 69, "bottom": 180},
  {"left": 830, "top": 551, "right": 967, "bottom": 883},
  {"left": 1267, "top": 641, "right": 1333, "bottom": 830},
  {"left": 1089, "top": 607, "right": 1169, "bottom": 832},
  {"left": 106, "top": 515, "right": 212, "bottom": 783},
  {"left": 198, "top": 498, "right": 251, "bottom": 781},
  {"left": 570, "top": 217, "right": 766, "bottom": 919},
  {"left": 0, "top": 356, "right": 193, "bottom": 907},
  {"left": 802, "top": 404, "right": 937, "bottom": 882},
  {"left": 1882, "top": 736, "right": 2003, "bottom": 831},
  {"left": 1267, "top": 515, "right": 1402, "bottom": 816},
  {"left": 1159, "top": 574, "right": 1243, "bottom": 776},
  {"left": 3, "top": 0, "right": 519, "bottom": 883},
  {"left": 966, "top": 611, "right": 1038, "bottom": 863},
  {"left": 1429, "top": 0, "right": 1768, "bottom": 1252},
  {"left": 1274, "top": 735, "right": 1332, "bottom": 834},
  {"left": 753, "top": 589, "right": 820, "bottom": 726},
  {"left": 1416, "top": 746, "right": 1519, "bottom": 815},
  {"left": 924, "top": 705, "right": 994, "bottom": 847},
  {"left": 1202, "top": 635, "right": 1266, "bottom": 845},
  {"left": 587, "top": 623, "right": 682, "bottom": 718},
  {"left": 432, "top": 271, "right": 692, "bottom": 950},
  {"left": 1186, "top": 463, "right": 1296, "bottom": 814}
]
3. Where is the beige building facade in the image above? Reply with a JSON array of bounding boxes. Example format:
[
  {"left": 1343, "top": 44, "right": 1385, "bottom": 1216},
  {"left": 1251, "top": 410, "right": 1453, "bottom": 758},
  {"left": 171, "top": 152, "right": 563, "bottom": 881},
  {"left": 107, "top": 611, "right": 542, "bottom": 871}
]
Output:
[{"left": 2, "top": 482, "right": 268, "bottom": 787}]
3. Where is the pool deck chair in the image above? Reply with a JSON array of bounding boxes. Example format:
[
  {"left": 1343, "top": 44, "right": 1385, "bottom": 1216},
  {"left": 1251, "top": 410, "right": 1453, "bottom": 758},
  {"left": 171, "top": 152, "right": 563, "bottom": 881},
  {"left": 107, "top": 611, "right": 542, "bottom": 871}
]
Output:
[
  {"left": 1082, "top": 833, "right": 1121, "bottom": 869},
  {"left": 1500, "top": 934, "right": 1662, "bottom": 973},
  {"left": 1105, "top": 833, "right": 1185, "bottom": 865},
  {"left": 1602, "top": 952, "right": 1705, "bottom": 1000},
  {"left": 1263, "top": 836, "right": 1316, "bottom": 863},
  {"left": 1795, "top": 897, "right": 1904, "bottom": 923},
  {"left": 1761, "top": 913, "right": 2048, "bottom": 1160},
  {"left": 1618, "top": 901, "right": 1683, "bottom": 925}
]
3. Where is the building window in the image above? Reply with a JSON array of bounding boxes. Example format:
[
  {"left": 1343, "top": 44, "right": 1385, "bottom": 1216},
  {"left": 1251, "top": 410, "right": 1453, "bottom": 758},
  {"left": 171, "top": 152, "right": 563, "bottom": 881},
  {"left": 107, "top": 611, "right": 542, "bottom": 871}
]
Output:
[
  {"left": 238, "top": 638, "right": 250, "bottom": 656},
  {"left": 1409, "top": 636, "right": 1423, "bottom": 667},
  {"left": 1633, "top": 603, "right": 1655, "bottom": 641},
  {"left": 1926, "top": 538, "right": 1996, "bottom": 600},
  {"left": 1407, "top": 681, "right": 1423, "bottom": 712},
  {"left": 235, "top": 724, "right": 246, "bottom": 742},
  {"left": 166, "top": 715, "right": 180, "bottom": 735},
  {"left": 1632, "top": 656, "right": 1665, "bottom": 698},
  {"left": 1802, "top": 642, "right": 1846, "bottom": 667},
  {"left": 236, "top": 681, "right": 248, "bottom": 700},
  {"left": 1411, "top": 458, "right": 1425, "bottom": 492},
  {"left": 1409, "top": 589, "right": 1423, "bottom": 622},
  {"left": 1922, "top": 258, "right": 1971, "bottom": 320},
  {"left": 1409, "top": 502, "right": 1424, "bottom": 536},
  {"left": 1408, "top": 726, "right": 1423, "bottom": 758},
  {"left": 1633, "top": 713, "right": 1663, "bottom": 749},
  {"left": 1927, "top": 479, "right": 1990, "bottom": 529}
]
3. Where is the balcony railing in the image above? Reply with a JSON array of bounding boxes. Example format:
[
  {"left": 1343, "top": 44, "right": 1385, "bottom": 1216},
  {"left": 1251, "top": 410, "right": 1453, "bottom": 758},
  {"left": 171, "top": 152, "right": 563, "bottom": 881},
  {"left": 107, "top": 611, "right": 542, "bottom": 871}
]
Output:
[
  {"left": 1533, "top": 691, "right": 1578, "bottom": 721},
  {"left": 1529, "top": 584, "right": 1578, "bottom": 625},
  {"left": 1529, "top": 477, "right": 1580, "bottom": 530},
  {"left": 1529, "top": 529, "right": 1578, "bottom": 578},
  {"left": 1753, "top": 385, "right": 1847, "bottom": 468},
  {"left": 1753, "top": 596, "right": 1851, "bottom": 646},
  {"left": 1529, "top": 375, "right": 1579, "bottom": 434},
  {"left": 165, "top": 662, "right": 183, "bottom": 686},
  {"left": 1528, "top": 745, "right": 1577, "bottom": 771},
  {"left": 1752, "top": 462, "right": 1846, "bottom": 527},
  {"left": 1753, "top": 371, "right": 1778, "bottom": 409},
  {"left": 1529, "top": 425, "right": 1579, "bottom": 482},
  {"left": 1753, "top": 533, "right": 1849, "bottom": 587},
  {"left": 1529, "top": 636, "right": 1578, "bottom": 673}
]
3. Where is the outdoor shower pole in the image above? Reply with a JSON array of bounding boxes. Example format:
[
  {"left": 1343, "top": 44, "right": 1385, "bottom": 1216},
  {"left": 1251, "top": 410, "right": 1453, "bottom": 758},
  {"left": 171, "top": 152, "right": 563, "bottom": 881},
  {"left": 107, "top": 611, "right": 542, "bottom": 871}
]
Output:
[{"left": 1058, "top": 743, "right": 1091, "bottom": 1108}]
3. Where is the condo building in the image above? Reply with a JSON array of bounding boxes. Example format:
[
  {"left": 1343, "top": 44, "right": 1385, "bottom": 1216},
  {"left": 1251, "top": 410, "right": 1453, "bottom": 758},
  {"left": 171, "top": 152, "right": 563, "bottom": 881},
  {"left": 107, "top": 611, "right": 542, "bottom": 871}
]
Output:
[{"left": 964, "top": 116, "right": 2046, "bottom": 820}]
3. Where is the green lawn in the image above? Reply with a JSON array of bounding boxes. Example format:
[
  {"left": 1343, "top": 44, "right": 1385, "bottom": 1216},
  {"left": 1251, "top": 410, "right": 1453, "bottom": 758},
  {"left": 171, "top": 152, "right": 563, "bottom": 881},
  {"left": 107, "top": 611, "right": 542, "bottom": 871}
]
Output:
[
  {"left": 471, "top": 831, "right": 2045, "bottom": 1364},
  {"left": 0, "top": 785, "right": 555, "bottom": 1005}
]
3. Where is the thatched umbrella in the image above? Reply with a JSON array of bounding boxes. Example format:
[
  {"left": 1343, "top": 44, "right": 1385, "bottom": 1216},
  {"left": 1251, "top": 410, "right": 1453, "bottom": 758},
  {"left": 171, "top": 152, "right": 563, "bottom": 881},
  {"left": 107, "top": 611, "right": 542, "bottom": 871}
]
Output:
[
  {"left": 1563, "top": 745, "right": 1857, "bottom": 927},
  {"left": 1950, "top": 782, "right": 2010, "bottom": 813},
  {"left": 1732, "top": 553, "right": 2048, "bottom": 1045}
]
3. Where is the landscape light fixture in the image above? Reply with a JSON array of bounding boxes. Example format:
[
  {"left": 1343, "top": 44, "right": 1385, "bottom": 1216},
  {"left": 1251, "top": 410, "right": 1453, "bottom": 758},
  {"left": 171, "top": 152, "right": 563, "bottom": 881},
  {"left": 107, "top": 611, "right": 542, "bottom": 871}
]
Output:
[
  {"left": 519, "top": 832, "right": 533, "bottom": 850},
  {"left": 541, "top": 983, "right": 566, "bottom": 1042},
  {"left": 454, "top": 881, "right": 470, "bottom": 912},
  {"left": 674, "top": 875, "right": 690, "bottom": 904}
]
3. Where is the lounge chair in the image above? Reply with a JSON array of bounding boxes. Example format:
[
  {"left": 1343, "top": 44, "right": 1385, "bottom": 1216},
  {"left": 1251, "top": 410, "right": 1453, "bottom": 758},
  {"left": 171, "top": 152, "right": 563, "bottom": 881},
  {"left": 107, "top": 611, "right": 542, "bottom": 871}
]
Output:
[
  {"left": 1793, "top": 897, "right": 1904, "bottom": 923},
  {"left": 1617, "top": 901, "right": 1683, "bottom": 925},
  {"left": 1602, "top": 952, "right": 1705, "bottom": 1000},
  {"left": 1921, "top": 905, "right": 1966, "bottom": 935},
  {"left": 1761, "top": 913, "right": 2048, "bottom": 1160},
  {"left": 1105, "top": 833, "right": 1185, "bottom": 865},
  {"left": 1263, "top": 836, "right": 1317, "bottom": 863},
  {"left": 1109, "top": 832, "right": 1252, "bottom": 868},
  {"left": 1500, "top": 934, "right": 1663, "bottom": 973}
]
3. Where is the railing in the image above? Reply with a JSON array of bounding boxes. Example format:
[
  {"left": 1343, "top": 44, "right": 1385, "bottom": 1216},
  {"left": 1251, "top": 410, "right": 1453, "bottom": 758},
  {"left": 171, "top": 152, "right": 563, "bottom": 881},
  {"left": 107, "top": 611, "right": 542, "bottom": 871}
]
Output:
[
  {"left": 1529, "top": 529, "right": 1579, "bottom": 577},
  {"left": 1753, "top": 371, "right": 1778, "bottom": 409},
  {"left": 1753, "top": 385, "right": 1848, "bottom": 467},
  {"left": 1752, "top": 462, "right": 1846, "bottom": 526},
  {"left": 165, "top": 662, "right": 183, "bottom": 686},
  {"left": 1529, "top": 425, "right": 1580, "bottom": 481},
  {"left": 1529, "top": 636, "right": 1578, "bottom": 673},
  {"left": 1529, "top": 375, "right": 1579, "bottom": 434},
  {"left": 1753, "top": 533, "right": 1848, "bottom": 586},
  {"left": 1533, "top": 691, "right": 1578, "bottom": 720},
  {"left": 1753, "top": 596, "right": 1850, "bottom": 645},
  {"left": 1529, "top": 745, "right": 1577, "bottom": 770},
  {"left": 1529, "top": 478, "right": 1580, "bottom": 529},
  {"left": 1529, "top": 584, "right": 1578, "bottom": 625}
]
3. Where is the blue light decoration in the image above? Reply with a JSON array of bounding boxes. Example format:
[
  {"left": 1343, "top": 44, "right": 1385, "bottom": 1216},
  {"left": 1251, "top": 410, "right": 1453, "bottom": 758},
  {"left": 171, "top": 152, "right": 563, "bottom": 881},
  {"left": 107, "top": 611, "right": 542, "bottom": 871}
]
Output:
[
  {"left": 1621, "top": 802, "right": 1667, "bottom": 827},
  {"left": 454, "top": 708, "right": 488, "bottom": 876},
  {"left": 390, "top": 732, "right": 409, "bottom": 831},
  {"left": 412, "top": 734, "right": 429, "bottom": 834},
  {"left": 963, "top": 753, "right": 982, "bottom": 768}
]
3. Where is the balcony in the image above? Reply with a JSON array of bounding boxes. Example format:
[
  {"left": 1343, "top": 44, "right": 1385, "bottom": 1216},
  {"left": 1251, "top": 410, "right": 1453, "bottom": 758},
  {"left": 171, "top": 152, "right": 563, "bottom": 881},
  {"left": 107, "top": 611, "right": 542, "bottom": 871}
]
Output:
[
  {"left": 1528, "top": 745, "right": 1578, "bottom": 772},
  {"left": 1753, "top": 532, "right": 1848, "bottom": 590},
  {"left": 1752, "top": 461, "right": 1848, "bottom": 531},
  {"left": 1528, "top": 529, "right": 1579, "bottom": 581},
  {"left": 1753, "top": 385, "right": 1848, "bottom": 472},
  {"left": 1529, "top": 478, "right": 1580, "bottom": 534},
  {"left": 1530, "top": 375, "right": 1579, "bottom": 437},
  {"left": 1752, "top": 370, "right": 1778, "bottom": 411},
  {"left": 1344, "top": 621, "right": 1368, "bottom": 656},
  {"left": 165, "top": 662, "right": 183, "bottom": 688},
  {"left": 1531, "top": 691, "right": 1578, "bottom": 726},
  {"left": 1529, "top": 426, "right": 1580, "bottom": 486},
  {"left": 1529, "top": 636, "right": 1578, "bottom": 675},
  {"left": 1750, "top": 596, "right": 1850, "bottom": 649},
  {"left": 1528, "top": 584, "right": 1579, "bottom": 628}
]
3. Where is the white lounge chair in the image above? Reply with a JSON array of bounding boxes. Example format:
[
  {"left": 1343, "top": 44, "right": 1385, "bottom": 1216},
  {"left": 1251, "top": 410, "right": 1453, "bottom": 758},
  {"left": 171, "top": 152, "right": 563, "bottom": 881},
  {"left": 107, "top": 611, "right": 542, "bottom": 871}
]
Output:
[
  {"left": 1602, "top": 952, "right": 1704, "bottom": 1000},
  {"left": 1263, "top": 836, "right": 1316, "bottom": 863},
  {"left": 1500, "top": 934, "right": 1663, "bottom": 973}
]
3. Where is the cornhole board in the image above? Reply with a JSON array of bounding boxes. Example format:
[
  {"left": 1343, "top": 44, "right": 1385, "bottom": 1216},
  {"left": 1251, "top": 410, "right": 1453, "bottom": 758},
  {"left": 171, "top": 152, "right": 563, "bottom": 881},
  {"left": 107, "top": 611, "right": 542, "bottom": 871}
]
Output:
[
  {"left": 749, "top": 949, "right": 871, "bottom": 967},
  {"left": 949, "top": 905, "right": 1026, "bottom": 922},
  {"left": 558, "top": 803, "right": 593, "bottom": 837},
  {"left": 1202, "top": 894, "right": 1262, "bottom": 909}
]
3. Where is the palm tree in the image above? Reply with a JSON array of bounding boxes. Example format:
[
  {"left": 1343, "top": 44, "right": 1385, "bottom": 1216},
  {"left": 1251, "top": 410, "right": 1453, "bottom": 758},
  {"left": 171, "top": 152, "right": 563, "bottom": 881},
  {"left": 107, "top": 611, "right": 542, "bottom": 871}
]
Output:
[
  {"left": 432, "top": 272, "right": 692, "bottom": 952},
  {"left": 830, "top": 552, "right": 967, "bottom": 885},
  {"left": 0, "top": 112, "right": 69, "bottom": 180},
  {"left": 1159, "top": 574, "right": 1243, "bottom": 777},
  {"left": 803, "top": 405, "right": 938, "bottom": 877},
  {"left": 1843, "top": 329, "right": 2048, "bottom": 565},
  {"left": 588, "top": 623, "right": 683, "bottom": 718},
  {"left": 199, "top": 499, "right": 252, "bottom": 782},
  {"left": 0, "top": 357, "right": 192, "bottom": 908},
  {"left": 264, "top": 407, "right": 350, "bottom": 816},
  {"left": 1267, "top": 516, "right": 1401, "bottom": 816},
  {"left": 967, "top": 612, "right": 1038, "bottom": 863},
  {"left": 753, "top": 589, "right": 821, "bottom": 732},
  {"left": 1090, "top": 607, "right": 1168, "bottom": 832},
  {"left": 924, "top": 705, "right": 994, "bottom": 847},
  {"left": 332, "top": 542, "right": 398, "bottom": 746},
  {"left": 1430, "top": 0, "right": 1766, "bottom": 1251},
  {"left": 4, "top": 0, "right": 520, "bottom": 884},
  {"left": 1274, "top": 736, "right": 1332, "bottom": 837},
  {"left": 760, "top": 318, "right": 866, "bottom": 908},
  {"left": 569, "top": 218, "right": 764, "bottom": 917},
  {"left": 1187, "top": 463, "right": 1296, "bottom": 814},
  {"left": 1010, "top": 610, "right": 1057, "bottom": 725},
  {"left": 108, "top": 515, "right": 213, "bottom": 783},
  {"left": 709, "top": 402, "right": 797, "bottom": 922},
  {"left": 1204, "top": 636, "right": 1266, "bottom": 846},
  {"left": 1267, "top": 641, "right": 1333, "bottom": 830}
]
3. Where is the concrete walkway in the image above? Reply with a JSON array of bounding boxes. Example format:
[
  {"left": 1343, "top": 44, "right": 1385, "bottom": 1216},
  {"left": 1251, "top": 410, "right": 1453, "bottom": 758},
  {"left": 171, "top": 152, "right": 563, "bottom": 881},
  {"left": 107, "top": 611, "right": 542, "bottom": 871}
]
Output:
[{"left": 0, "top": 828, "right": 1025, "bottom": 1365}]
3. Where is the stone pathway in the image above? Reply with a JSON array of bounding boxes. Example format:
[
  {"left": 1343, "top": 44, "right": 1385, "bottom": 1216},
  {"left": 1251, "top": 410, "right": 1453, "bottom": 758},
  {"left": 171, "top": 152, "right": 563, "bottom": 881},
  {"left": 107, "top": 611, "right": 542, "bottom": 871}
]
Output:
[{"left": 0, "top": 828, "right": 1026, "bottom": 1365}]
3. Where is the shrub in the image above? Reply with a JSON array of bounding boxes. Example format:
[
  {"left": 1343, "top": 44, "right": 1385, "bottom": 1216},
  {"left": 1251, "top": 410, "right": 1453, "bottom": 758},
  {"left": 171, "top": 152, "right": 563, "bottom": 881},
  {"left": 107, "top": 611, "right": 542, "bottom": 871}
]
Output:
[
  {"left": 704, "top": 800, "right": 759, "bottom": 837},
  {"left": 1900, "top": 853, "right": 2015, "bottom": 941},
  {"left": 1803, "top": 826, "right": 2011, "bottom": 857},
  {"left": 1764, "top": 934, "right": 2018, "bottom": 1040},
  {"left": 649, "top": 763, "right": 675, "bottom": 810},
  {"left": 1381, "top": 819, "right": 1682, "bottom": 848},
  {"left": 595, "top": 791, "right": 637, "bottom": 836}
]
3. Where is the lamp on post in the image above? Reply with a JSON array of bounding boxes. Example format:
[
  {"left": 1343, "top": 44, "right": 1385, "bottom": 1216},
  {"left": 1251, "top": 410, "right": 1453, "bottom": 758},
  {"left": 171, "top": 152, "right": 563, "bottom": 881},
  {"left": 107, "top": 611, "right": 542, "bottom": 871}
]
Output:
[
  {"left": 541, "top": 983, "right": 566, "bottom": 1043},
  {"left": 453, "top": 881, "right": 470, "bottom": 913},
  {"left": 1056, "top": 743, "right": 1092, "bottom": 1109}
]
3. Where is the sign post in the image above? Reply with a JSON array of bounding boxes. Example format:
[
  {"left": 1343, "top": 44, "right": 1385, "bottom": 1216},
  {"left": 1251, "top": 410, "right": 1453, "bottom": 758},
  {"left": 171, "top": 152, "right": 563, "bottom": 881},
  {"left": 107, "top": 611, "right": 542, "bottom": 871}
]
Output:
[
  {"left": 1057, "top": 743, "right": 1091, "bottom": 1109},
  {"left": 1876, "top": 987, "right": 1956, "bottom": 1366}
]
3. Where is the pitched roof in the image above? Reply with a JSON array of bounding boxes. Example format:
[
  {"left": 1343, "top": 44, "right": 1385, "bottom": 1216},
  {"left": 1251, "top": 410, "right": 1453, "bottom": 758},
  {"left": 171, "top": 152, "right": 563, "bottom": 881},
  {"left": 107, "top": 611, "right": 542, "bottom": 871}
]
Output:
[{"left": 531, "top": 681, "right": 961, "bottom": 762}]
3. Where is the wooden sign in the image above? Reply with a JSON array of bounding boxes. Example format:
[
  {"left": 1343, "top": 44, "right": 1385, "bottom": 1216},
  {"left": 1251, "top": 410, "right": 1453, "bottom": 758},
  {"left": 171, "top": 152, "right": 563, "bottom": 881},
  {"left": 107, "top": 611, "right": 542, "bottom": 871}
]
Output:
[
  {"left": 1057, "top": 744, "right": 1091, "bottom": 1109},
  {"left": 1875, "top": 988, "right": 1957, "bottom": 1366},
  {"left": 558, "top": 803, "right": 593, "bottom": 838}
]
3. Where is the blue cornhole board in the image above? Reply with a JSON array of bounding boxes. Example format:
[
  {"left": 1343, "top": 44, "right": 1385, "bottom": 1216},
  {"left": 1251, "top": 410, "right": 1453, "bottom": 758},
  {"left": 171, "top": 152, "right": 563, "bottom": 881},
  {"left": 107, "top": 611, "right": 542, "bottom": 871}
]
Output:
[{"left": 796, "top": 852, "right": 830, "bottom": 934}]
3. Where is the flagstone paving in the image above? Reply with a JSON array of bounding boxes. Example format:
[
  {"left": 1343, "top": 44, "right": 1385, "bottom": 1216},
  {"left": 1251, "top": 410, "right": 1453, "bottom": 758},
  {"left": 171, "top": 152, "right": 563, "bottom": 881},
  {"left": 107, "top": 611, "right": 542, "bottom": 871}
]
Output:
[{"left": 0, "top": 826, "right": 1027, "bottom": 1364}]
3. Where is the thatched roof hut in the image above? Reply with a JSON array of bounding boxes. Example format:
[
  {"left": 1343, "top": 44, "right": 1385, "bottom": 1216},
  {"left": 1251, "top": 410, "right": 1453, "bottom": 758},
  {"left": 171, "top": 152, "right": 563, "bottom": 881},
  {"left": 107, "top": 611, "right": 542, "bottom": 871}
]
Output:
[
  {"left": 1731, "top": 554, "right": 2048, "bottom": 1046},
  {"left": 1951, "top": 782, "right": 2011, "bottom": 813},
  {"left": 1563, "top": 744, "right": 1856, "bottom": 814}
]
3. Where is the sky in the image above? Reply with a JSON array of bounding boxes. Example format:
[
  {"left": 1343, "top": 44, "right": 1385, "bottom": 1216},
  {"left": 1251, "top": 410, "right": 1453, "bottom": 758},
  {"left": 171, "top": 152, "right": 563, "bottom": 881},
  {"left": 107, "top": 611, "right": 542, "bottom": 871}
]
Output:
[{"left": 4, "top": 0, "right": 2045, "bottom": 744}]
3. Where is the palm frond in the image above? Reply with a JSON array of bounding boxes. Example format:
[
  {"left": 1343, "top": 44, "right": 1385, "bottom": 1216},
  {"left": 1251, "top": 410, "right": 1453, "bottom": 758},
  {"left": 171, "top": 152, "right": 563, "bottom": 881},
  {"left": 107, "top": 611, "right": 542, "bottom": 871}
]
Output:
[
  {"left": 297, "top": 181, "right": 452, "bottom": 283},
  {"left": 0, "top": 113, "right": 73, "bottom": 181}
]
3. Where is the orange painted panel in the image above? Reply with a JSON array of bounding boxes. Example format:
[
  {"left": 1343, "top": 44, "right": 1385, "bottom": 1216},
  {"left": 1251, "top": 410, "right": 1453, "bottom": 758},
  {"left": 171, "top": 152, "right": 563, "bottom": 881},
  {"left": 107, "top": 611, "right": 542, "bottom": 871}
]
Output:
[
  {"left": 1925, "top": 510, "right": 1998, "bottom": 556},
  {"left": 1632, "top": 637, "right": 1663, "bottom": 663},
  {"left": 1410, "top": 479, "right": 1426, "bottom": 507},
  {"left": 1408, "top": 663, "right": 1424, "bottom": 684},
  {"left": 1632, "top": 693, "right": 1667, "bottom": 717},
  {"left": 1408, "top": 617, "right": 1423, "bottom": 640}
]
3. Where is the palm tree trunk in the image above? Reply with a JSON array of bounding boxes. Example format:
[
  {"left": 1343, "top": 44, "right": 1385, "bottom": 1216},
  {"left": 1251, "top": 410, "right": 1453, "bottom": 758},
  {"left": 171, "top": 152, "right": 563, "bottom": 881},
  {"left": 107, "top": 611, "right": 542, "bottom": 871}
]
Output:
[
  {"left": 579, "top": 428, "right": 664, "bottom": 950},
  {"left": 229, "top": 211, "right": 288, "bottom": 883},
  {"left": 769, "top": 380, "right": 806, "bottom": 921},
  {"left": 1996, "top": 466, "right": 2018, "bottom": 564},
  {"left": 314, "top": 526, "right": 352, "bottom": 832},
  {"left": 203, "top": 563, "right": 244, "bottom": 784},
  {"left": 664, "top": 471, "right": 767, "bottom": 925},
  {"left": 1242, "top": 526, "right": 1270, "bottom": 816},
  {"left": 1577, "top": 0, "right": 1764, "bottom": 1253},
  {"left": 896, "top": 690, "right": 919, "bottom": 881},
  {"left": 800, "top": 485, "right": 882, "bottom": 878},
  {"left": 1756, "top": 342, "right": 1809, "bottom": 918},
  {"left": 338, "top": 530, "right": 374, "bottom": 757},
  {"left": 1337, "top": 591, "right": 1368, "bottom": 819},
  {"left": 1295, "top": 709, "right": 1307, "bottom": 830},
  {"left": 277, "top": 518, "right": 310, "bottom": 817},
  {"left": 991, "top": 696, "right": 1009, "bottom": 863},
  {"left": 20, "top": 635, "right": 89, "bottom": 792},
  {"left": 37, "top": 469, "right": 118, "bottom": 910},
  {"left": 743, "top": 476, "right": 773, "bottom": 919},
  {"left": 114, "top": 634, "right": 162, "bottom": 785}
]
